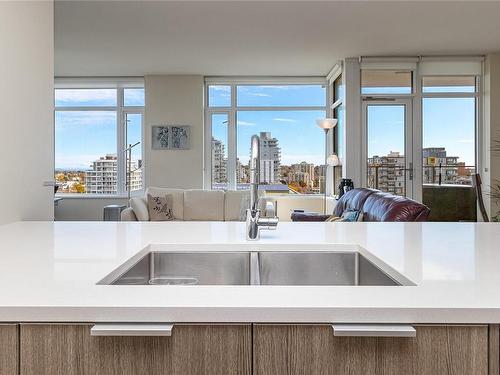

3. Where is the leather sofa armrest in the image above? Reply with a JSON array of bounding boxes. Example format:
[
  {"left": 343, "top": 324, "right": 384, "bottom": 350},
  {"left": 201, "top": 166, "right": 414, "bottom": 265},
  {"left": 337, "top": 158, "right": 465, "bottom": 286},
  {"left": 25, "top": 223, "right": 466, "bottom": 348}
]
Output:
[
  {"left": 290, "top": 212, "right": 330, "bottom": 222},
  {"left": 121, "top": 207, "right": 138, "bottom": 221}
]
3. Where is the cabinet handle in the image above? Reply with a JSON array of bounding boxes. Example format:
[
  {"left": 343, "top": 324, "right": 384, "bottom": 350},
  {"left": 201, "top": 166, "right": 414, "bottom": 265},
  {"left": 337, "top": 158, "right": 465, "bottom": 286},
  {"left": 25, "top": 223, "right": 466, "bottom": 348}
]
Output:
[
  {"left": 91, "top": 323, "right": 173, "bottom": 337},
  {"left": 332, "top": 324, "right": 416, "bottom": 337}
]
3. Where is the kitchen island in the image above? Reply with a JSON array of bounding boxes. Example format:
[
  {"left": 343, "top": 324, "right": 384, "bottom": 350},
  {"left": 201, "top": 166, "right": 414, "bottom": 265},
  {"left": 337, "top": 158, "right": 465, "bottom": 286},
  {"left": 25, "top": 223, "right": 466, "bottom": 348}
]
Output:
[{"left": 1, "top": 220, "right": 500, "bottom": 374}]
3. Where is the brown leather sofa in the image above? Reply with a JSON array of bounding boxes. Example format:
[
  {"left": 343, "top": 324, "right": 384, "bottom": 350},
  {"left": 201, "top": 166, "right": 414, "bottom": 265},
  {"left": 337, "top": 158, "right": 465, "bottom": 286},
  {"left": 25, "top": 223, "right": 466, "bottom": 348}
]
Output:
[{"left": 291, "top": 188, "right": 430, "bottom": 222}]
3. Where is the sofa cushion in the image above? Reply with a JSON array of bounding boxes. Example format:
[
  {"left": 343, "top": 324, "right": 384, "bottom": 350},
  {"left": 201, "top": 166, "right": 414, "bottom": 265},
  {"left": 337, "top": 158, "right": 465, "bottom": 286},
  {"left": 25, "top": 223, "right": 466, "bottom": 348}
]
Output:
[
  {"left": 184, "top": 189, "right": 225, "bottom": 221},
  {"left": 121, "top": 207, "right": 138, "bottom": 221},
  {"left": 362, "top": 192, "right": 430, "bottom": 222},
  {"left": 130, "top": 197, "right": 149, "bottom": 221},
  {"left": 146, "top": 187, "right": 184, "bottom": 220},
  {"left": 333, "top": 188, "right": 377, "bottom": 217},
  {"left": 224, "top": 190, "right": 250, "bottom": 221}
]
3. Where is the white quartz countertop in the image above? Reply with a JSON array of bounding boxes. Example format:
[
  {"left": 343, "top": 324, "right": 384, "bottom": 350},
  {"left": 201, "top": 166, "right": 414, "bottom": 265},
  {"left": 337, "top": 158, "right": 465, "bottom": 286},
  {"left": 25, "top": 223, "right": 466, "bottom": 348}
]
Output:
[{"left": 1, "top": 221, "right": 500, "bottom": 324}]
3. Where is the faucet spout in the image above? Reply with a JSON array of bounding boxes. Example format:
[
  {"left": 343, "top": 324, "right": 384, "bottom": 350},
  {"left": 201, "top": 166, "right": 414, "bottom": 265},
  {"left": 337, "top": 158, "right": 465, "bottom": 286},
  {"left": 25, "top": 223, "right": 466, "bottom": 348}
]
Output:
[
  {"left": 249, "top": 134, "right": 260, "bottom": 212},
  {"left": 246, "top": 134, "right": 279, "bottom": 240}
]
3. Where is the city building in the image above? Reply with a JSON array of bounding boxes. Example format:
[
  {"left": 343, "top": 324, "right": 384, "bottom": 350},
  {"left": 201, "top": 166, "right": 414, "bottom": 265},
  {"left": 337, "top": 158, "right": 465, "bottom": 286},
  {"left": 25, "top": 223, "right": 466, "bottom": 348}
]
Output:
[
  {"left": 211, "top": 137, "right": 227, "bottom": 184},
  {"left": 422, "top": 147, "right": 464, "bottom": 184},
  {"left": 367, "top": 151, "right": 405, "bottom": 196},
  {"left": 236, "top": 158, "right": 248, "bottom": 183},
  {"left": 85, "top": 154, "right": 142, "bottom": 194},
  {"left": 288, "top": 162, "right": 315, "bottom": 188},
  {"left": 257, "top": 132, "right": 281, "bottom": 184}
]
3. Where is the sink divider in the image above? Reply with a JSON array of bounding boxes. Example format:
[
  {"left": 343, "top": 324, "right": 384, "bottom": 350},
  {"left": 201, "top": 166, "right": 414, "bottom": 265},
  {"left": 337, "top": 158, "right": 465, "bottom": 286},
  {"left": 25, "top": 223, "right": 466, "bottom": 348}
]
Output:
[
  {"left": 149, "top": 253, "right": 155, "bottom": 283},
  {"left": 250, "top": 252, "right": 261, "bottom": 286}
]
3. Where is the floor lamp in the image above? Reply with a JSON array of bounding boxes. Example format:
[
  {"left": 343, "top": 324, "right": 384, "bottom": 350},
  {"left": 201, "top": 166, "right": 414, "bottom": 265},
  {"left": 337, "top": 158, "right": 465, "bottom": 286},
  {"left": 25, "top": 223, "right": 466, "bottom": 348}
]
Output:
[{"left": 316, "top": 118, "right": 338, "bottom": 214}]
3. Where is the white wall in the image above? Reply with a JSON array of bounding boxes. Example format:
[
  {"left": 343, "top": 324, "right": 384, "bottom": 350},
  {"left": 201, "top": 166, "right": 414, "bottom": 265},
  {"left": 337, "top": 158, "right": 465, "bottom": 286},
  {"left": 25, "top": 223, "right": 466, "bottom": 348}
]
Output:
[
  {"left": 145, "top": 75, "right": 204, "bottom": 189},
  {"left": 0, "top": 1, "right": 54, "bottom": 225},
  {"left": 485, "top": 53, "right": 500, "bottom": 217}
]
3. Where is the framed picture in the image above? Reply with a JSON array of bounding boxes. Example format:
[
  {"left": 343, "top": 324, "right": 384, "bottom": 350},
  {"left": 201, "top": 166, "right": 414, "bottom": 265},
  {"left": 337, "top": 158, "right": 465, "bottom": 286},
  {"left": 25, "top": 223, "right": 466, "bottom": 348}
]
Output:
[
  {"left": 171, "top": 126, "right": 190, "bottom": 149},
  {"left": 152, "top": 125, "right": 190, "bottom": 150},
  {"left": 151, "top": 126, "right": 169, "bottom": 149}
]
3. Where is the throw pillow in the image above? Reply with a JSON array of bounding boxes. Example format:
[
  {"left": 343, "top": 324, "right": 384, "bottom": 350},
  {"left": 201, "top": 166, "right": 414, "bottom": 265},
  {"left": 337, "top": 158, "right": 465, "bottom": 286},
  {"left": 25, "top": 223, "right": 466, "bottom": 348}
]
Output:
[
  {"left": 341, "top": 209, "right": 364, "bottom": 222},
  {"left": 326, "top": 210, "right": 364, "bottom": 222},
  {"left": 147, "top": 193, "right": 174, "bottom": 221},
  {"left": 325, "top": 215, "right": 343, "bottom": 222}
]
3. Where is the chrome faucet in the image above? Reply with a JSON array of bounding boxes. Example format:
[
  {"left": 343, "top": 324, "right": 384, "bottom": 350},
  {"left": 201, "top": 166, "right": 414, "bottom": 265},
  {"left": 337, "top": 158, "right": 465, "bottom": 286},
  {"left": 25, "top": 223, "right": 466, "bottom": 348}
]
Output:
[{"left": 246, "top": 134, "right": 279, "bottom": 240}]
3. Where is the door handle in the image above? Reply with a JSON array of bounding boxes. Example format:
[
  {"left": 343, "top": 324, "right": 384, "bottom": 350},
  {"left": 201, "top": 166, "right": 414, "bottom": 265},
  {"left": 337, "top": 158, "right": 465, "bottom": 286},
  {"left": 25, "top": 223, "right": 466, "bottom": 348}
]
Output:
[
  {"left": 404, "top": 162, "right": 414, "bottom": 180},
  {"left": 91, "top": 323, "right": 173, "bottom": 337},
  {"left": 332, "top": 324, "right": 416, "bottom": 337}
]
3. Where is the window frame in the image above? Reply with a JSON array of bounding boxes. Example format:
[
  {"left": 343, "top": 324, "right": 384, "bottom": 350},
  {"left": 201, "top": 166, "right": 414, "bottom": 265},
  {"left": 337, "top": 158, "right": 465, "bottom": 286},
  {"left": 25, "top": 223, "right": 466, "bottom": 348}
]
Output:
[
  {"left": 204, "top": 78, "right": 328, "bottom": 192},
  {"left": 328, "top": 66, "right": 344, "bottom": 195},
  {"left": 420, "top": 74, "right": 480, "bottom": 187},
  {"left": 54, "top": 80, "right": 145, "bottom": 197}
]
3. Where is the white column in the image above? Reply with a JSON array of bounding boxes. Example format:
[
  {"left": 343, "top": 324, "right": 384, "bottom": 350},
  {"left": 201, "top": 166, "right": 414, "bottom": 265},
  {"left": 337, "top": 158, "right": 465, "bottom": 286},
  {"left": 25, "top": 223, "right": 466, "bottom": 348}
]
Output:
[{"left": 343, "top": 58, "right": 363, "bottom": 188}]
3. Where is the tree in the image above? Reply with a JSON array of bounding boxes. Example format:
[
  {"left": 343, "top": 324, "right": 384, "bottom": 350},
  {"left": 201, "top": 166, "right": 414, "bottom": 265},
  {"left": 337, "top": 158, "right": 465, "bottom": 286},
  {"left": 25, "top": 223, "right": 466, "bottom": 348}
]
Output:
[
  {"left": 73, "top": 183, "right": 85, "bottom": 193},
  {"left": 56, "top": 173, "right": 67, "bottom": 182}
]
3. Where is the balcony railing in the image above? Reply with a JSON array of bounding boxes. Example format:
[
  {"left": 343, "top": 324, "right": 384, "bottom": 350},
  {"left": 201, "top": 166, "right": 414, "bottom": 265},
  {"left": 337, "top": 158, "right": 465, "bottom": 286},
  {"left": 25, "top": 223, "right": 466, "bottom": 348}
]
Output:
[
  {"left": 422, "top": 165, "right": 475, "bottom": 186},
  {"left": 367, "top": 164, "right": 476, "bottom": 191}
]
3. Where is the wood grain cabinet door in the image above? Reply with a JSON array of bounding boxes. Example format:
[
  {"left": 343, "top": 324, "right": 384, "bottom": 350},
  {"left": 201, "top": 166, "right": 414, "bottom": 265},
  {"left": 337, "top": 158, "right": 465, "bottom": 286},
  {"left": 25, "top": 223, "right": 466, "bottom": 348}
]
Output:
[
  {"left": 0, "top": 324, "right": 18, "bottom": 375},
  {"left": 253, "top": 324, "right": 488, "bottom": 375},
  {"left": 20, "top": 324, "right": 251, "bottom": 375}
]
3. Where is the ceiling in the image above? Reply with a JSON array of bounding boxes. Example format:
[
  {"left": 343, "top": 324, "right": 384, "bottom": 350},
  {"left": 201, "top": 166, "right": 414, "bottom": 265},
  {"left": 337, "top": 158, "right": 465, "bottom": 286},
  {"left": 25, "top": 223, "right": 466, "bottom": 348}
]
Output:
[{"left": 55, "top": 1, "right": 500, "bottom": 77}]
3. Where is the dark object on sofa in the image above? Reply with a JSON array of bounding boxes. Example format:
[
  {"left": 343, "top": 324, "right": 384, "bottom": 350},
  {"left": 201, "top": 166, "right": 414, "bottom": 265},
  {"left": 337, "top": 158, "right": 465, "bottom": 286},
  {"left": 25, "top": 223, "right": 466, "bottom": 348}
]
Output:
[
  {"left": 337, "top": 178, "right": 354, "bottom": 199},
  {"left": 291, "top": 188, "right": 430, "bottom": 222}
]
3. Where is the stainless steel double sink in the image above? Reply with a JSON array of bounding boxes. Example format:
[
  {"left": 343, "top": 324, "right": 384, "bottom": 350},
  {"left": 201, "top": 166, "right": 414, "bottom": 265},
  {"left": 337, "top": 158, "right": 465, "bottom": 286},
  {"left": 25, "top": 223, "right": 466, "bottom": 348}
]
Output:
[{"left": 99, "top": 250, "right": 413, "bottom": 286}]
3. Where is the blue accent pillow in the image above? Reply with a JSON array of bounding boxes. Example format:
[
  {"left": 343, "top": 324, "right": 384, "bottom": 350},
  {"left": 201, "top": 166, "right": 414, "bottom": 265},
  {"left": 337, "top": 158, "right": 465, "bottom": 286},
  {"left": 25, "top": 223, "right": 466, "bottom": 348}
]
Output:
[{"left": 341, "top": 209, "right": 363, "bottom": 222}]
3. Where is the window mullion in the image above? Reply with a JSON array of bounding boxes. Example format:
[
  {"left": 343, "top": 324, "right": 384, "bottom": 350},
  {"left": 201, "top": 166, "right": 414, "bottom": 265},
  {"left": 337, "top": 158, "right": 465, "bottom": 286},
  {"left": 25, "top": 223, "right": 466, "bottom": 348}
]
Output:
[
  {"left": 116, "top": 88, "right": 125, "bottom": 196},
  {"left": 228, "top": 84, "right": 237, "bottom": 190}
]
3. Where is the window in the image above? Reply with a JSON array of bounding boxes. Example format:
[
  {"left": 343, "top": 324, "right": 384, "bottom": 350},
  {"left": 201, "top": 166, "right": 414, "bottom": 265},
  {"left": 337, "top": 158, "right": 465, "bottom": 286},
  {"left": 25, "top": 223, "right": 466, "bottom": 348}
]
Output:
[
  {"left": 422, "top": 76, "right": 477, "bottom": 93},
  {"left": 366, "top": 104, "right": 407, "bottom": 196},
  {"left": 422, "top": 97, "right": 476, "bottom": 186},
  {"left": 361, "top": 70, "right": 413, "bottom": 95},
  {"left": 421, "top": 74, "right": 478, "bottom": 187},
  {"left": 55, "top": 89, "right": 117, "bottom": 107},
  {"left": 206, "top": 82, "right": 327, "bottom": 194},
  {"left": 208, "top": 85, "right": 231, "bottom": 107},
  {"left": 210, "top": 113, "right": 229, "bottom": 190},
  {"left": 331, "top": 74, "right": 344, "bottom": 194},
  {"left": 236, "top": 85, "right": 325, "bottom": 107},
  {"left": 55, "top": 85, "right": 144, "bottom": 195}
]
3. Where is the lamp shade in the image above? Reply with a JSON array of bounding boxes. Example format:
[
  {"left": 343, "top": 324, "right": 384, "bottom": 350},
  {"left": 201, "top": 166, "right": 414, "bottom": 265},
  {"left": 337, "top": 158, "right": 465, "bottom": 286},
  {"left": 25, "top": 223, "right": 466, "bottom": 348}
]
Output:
[
  {"left": 316, "top": 118, "right": 338, "bottom": 130},
  {"left": 327, "top": 154, "right": 340, "bottom": 167}
]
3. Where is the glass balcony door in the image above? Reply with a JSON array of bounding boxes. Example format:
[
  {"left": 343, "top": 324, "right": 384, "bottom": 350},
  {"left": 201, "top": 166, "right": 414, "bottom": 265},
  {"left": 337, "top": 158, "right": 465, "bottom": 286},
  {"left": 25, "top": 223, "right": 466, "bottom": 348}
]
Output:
[{"left": 362, "top": 99, "right": 414, "bottom": 198}]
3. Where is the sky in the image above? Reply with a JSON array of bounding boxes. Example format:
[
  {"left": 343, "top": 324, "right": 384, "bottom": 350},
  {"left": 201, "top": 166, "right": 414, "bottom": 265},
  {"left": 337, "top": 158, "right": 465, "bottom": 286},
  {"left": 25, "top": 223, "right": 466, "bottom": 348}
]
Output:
[
  {"left": 210, "top": 85, "right": 327, "bottom": 165},
  {"left": 367, "top": 97, "right": 476, "bottom": 166},
  {"left": 55, "top": 89, "right": 143, "bottom": 170},
  {"left": 54, "top": 85, "right": 476, "bottom": 172}
]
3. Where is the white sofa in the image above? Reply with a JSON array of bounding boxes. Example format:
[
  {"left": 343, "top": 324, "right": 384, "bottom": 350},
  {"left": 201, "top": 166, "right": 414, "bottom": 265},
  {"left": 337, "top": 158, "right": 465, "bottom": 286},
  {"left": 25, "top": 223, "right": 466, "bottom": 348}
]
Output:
[{"left": 121, "top": 187, "right": 262, "bottom": 222}]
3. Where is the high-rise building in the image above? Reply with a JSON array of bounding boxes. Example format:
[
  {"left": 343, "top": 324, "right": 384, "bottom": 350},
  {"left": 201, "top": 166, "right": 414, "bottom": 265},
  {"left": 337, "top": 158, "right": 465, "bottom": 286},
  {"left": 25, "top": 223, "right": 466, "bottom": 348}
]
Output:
[
  {"left": 367, "top": 151, "right": 405, "bottom": 195},
  {"left": 211, "top": 137, "right": 227, "bottom": 183},
  {"left": 85, "top": 154, "right": 142, "bottom": 194},
  {"left": 258, "top": 132, "right": 281, "bottom": 184},
  {"left": 236, "top": 158, "right": 248, "bottom": 183},
  {"left": 288, "top": 162, "right": 315, "bottom": 187},
  {"left": 422, "top": 147, "right": 461, "bottom": 184}
]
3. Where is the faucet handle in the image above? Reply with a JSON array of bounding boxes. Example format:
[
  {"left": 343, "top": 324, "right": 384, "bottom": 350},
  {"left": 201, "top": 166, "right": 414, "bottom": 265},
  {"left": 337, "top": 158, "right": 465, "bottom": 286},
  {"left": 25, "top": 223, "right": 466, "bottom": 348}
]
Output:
[
  {"left": 257, "top": 217, "right": 279, "bottom": 230},
  {"left": 261, "top": 199, "right": 277, "bottom": 218}
]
